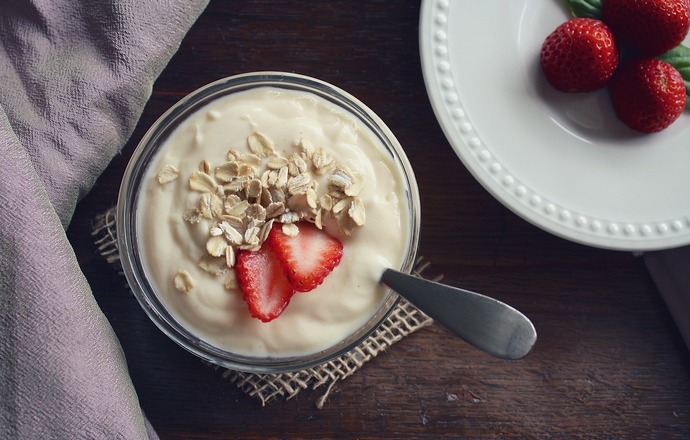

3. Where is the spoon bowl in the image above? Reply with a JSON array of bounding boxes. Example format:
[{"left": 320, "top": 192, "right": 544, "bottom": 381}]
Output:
[{"left": 381, "top": 268, "right": 537, "bottom": 360}]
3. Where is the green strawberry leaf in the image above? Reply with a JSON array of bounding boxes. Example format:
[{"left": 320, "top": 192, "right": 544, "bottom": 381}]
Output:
[
  {"left": 658, "top": 44, "right": 690, "bottom": 110},
  {"left": 566, "top": 0, "right": 603, "bottom": 19}
]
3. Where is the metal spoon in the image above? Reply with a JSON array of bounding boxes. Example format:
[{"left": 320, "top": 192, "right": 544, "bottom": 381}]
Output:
[{"left": 380, "top": 268, "right": 537, "bottom": 360}]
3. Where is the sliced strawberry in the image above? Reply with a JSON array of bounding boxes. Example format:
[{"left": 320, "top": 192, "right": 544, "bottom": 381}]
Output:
[
  {"left": 235, "top": 246, "right": 295, "bottom": 322},
  {"left": 267, "top": 222, "right": 344, "bottom": 292}
]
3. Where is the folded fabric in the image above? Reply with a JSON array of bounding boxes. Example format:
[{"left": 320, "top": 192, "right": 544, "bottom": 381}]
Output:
[
  {"left": 0, "top": 0, "right": 207, "bottom": 438},
  {"left": 645, "top": 247, "right": 690, "bottom": 350}
]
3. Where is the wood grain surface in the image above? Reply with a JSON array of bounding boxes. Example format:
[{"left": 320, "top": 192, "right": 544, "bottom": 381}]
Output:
[{"left": 67, "top": 1, "right": 690, "bottom": 438}]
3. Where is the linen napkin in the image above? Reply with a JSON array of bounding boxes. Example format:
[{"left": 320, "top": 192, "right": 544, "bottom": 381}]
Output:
[
  {"left": 645, "top": 248, "right": 690, "bottom": 350},
  {"left": 0, "top": 0, "right": 207, "bottom": 438}
]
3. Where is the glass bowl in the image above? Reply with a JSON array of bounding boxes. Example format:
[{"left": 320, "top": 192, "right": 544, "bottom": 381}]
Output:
[{"left": 117, "top": 72, "right": 421, "bottom": 373}]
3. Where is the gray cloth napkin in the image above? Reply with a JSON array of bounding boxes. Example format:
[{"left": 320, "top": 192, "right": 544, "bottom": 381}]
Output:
[
  {"left": 0, "top": 0, "right": 207, "bottom": 438},
  {"left": 645, "top": 249, "right": 690, "bottom": 350}
]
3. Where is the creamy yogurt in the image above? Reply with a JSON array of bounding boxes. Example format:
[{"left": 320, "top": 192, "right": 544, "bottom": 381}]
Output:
[{"left": 137, "top": 86, "right": 412, "bottom": 358}]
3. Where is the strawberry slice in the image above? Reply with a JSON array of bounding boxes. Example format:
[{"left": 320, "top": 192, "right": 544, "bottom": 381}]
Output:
[
  {"left": 268, "top": 222, "right": 344, "bottom": 292},
  {"left": 235, "top": 246, "right": 295, "bottom": 322}
]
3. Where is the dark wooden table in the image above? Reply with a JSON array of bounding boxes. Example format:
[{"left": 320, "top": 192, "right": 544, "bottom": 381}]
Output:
[{"left": 67, "top": 1, "right": 690, "bottom": 438}]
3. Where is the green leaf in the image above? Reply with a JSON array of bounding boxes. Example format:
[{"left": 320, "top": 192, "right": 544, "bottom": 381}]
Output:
[
  {"left": 566, "top": 0, "right": 603, "bottom": 19},
  {"left": 658, "top": 44, "right": 690, "bottom": 110}
]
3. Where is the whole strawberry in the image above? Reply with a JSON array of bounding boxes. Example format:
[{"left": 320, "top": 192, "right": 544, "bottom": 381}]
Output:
[
  {"left": 608, "top": 58, "right": 687, "bottom": 133},
  {"left": 602, "top": 0, "right": 690, "bottom": 57},
  {"left": 541, "top": 18, "right": 619, "bottom": 92}
]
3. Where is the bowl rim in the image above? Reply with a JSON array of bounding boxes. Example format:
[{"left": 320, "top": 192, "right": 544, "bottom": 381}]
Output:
[{"left": 116, "top": 71, "right": 421, "bottom": 373}]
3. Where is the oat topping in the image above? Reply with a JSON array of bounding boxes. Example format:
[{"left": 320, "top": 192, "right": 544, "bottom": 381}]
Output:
[
  {"left": 188, "top": 170, "right": 217, "bottom": 193},
  {"left": 348, "top": 197, "right": 366, "bottom": 226},
  {"left": 198, "top": 254, "right": 228, "bottom": 276},
  {"left": 224, "top": 270, "right": 238, "bottom": 290},
  {"left": 199, "top": 160, "right": 211, "bottom": 174},
  {"left": 206, "top": 235, "right": 228, "bottom": 257},
  {"left": 156, "top": 164, "right": 180, "bottom": 184},
  {"left": 174, "top": 270, "right": 195, "bottom": 292},
  {"left": 281, "top": 222, "right": 300, "bottom": 237},
  {"left": 166, "top": 131, "right": 367, "bottom": 284},
  {"left": 246, "top": 131, "right": 275, "bottom": 157}
]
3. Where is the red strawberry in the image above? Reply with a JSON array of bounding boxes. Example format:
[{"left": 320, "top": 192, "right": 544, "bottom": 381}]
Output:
[
  {"left": 602, "top": 0, "right": 690, "bottom": 57},
  {"left": 608, "top": 58, "right": 687, "bottom": 133},
  {"left": 268, "top": 222, "right": 344, "bottom": 292},
  {"left": 235, "top": 246, "right": 294, "bottom": 322},
  {"left": 540, "top": 18, "right": 619, "bottom": 92}
]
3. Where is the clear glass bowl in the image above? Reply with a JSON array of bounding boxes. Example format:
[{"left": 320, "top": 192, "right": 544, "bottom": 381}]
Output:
[{"left": 117, "top": 72, "right": 421, "bottom": 373}]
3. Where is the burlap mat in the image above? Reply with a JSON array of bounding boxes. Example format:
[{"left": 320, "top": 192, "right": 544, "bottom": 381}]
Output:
[{"left": 91, "top": 207, "right": 434, "bottom": 407}]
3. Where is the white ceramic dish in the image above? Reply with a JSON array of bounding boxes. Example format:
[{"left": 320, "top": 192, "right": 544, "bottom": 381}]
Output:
[{"left": 420, "top": 0, "right": 690, "bottom": 251}]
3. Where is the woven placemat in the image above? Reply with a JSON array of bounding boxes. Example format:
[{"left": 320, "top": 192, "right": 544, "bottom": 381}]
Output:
[{"left": 91, "top": 207, "right": 434, "bottom": 407}]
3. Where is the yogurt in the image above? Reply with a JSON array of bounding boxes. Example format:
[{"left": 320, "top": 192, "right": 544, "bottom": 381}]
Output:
[{"left": 136, "top": 85, "right": 412, "bottom": 358}]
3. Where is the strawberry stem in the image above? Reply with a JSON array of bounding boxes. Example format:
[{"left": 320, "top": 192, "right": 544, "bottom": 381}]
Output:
[{"left": 566, "top": 0, "right": 603, "bottom": 19}]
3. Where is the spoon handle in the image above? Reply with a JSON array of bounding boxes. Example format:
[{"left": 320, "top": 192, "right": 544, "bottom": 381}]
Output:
[{"left": 381, "top": 268, "right": 537, "bottom": 360}]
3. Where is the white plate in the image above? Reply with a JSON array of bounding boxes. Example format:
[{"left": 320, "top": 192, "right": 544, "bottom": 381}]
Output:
[{"left": 420, "top": 0, "right": 690, "bottom": 251}]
